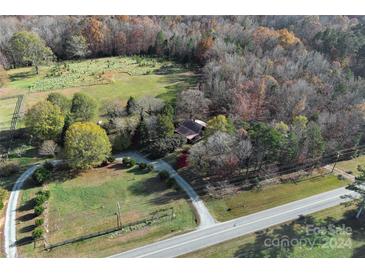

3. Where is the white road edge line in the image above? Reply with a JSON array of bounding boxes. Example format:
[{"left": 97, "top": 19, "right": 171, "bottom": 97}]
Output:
[
  {"left": 110, "top": 187, "right": 351, "bottom": 257},
  {"left": 134, "top": 192, "right": 350, "bottom": 257}
]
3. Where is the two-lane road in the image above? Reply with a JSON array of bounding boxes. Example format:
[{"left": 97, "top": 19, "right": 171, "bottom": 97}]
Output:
[{"left": 111, "top": 187, "right": 357, "bottom": 258}]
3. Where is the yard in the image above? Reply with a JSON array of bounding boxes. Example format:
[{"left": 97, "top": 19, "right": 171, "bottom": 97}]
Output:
[
  {"left": 0, "top": 56, "right": 197, "bottom": 124},
  {"left": 0, "top": 96, "right": 18, "bottom": 131},
  {"left": 335, "top": 155, "right": 365, "bottom": 176},
  {"left": 183, "top": 204, "right": 365, "bottom": 258},
  {"left": 0, "top": 145, "right": 44, "bottom": 258},
  {"left": 16, "top": 162, "right": 197, "bottom": 257},
  {"left": 1, "top": 55, "right": 197, "bottom": 258},
  {"left": 205, "top": 173, "right": 350, "bottom": 222}
]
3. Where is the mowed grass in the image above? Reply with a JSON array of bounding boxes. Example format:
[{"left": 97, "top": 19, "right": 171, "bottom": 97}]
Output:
[
  {"left": 17, "top": 163, "right": 197, "bottom": 257},
  {"left": 205, "top": 174, "right": 350, "bottom": 222},
  {"left": 0, "top": 97, "right": 17, "bottom": 130},
  {"left": 183, "top": 204, "right": 365, "bottom": 258},
  {"left": 335, "top": 155, "right": 365, "bottom": 176},
  {"left": 2, "top": 57, "right": 197, "bottom": 122}
]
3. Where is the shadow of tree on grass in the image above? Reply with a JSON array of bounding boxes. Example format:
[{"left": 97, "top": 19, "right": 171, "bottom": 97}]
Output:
[
  {"left": 234, "top": 209, "right": 365, "bottom": 258},
  {"left": 127, "top": 174, "right": 189, "bottom": 205}
]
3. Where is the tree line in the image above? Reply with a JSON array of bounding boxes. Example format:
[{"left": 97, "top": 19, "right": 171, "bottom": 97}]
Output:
[{"left": 2, "top": 15, "right": 365, "bottom": 178}]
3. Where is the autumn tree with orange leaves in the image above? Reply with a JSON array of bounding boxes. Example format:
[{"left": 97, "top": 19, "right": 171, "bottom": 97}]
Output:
[
  {"left": 84, "top": 17, "right": 105, "bottom": 55},
  {"left": 196, "top": 36, "right": 214, "bottom": 64}
]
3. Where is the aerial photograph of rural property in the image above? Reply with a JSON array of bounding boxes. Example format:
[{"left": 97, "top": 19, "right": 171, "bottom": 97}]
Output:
[{"left": 1, "top": 14, "right": 365, "bottom": 260}]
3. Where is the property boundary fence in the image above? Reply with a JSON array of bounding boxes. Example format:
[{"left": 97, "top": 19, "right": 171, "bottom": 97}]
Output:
[
  {"left": 0, "top": 95, "right": 24, "bottom": 159},
  {"left": 44, "top": 207, "right": 175, "bottom": 251}
]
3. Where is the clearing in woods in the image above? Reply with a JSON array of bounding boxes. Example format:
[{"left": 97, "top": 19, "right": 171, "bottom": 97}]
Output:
[{"left": 0, "top": 56, "right": 197, "bottom": 125}]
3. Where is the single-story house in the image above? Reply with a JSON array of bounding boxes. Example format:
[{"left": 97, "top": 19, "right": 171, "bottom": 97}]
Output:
[{"left": 175, "top": 119, "right": 207, "bottom": 143}]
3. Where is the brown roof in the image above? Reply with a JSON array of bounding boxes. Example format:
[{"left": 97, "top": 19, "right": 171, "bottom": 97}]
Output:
[{"left": 175, "top": 120, "right": 204, "bottom": 140}]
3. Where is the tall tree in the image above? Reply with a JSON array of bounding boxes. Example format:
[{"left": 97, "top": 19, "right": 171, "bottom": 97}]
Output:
[
  {"left": 248, "top": 122, "right": 285, "bottom": 169},
  {"left": 155, "top": 31, "right": 166, "bottom": 56},
  {"left": 70, "top": 93, "right": 97, "bottom": 122},
  {"left": 65, "top": 122, "right": 111, "bottom": 169},
  {"left": 126, "top": 96, "right": 139, "bottom": 115},
  {"left": 196, "top": 36, "right": 214, "bottom": 64},
  {"left": 206, "top": 115, "right": 235, "bottom": 136},
  {"left": 47, "top": 92, "right": 71, "bottom": 114},
  {"left": 133, "top": 115, "right": 149, "bottom": 147},
  {"left": 25, "top": 101, "right": 65, "bottom": 141},
  {"left": 176, "top": 89, "right": 210, "bottom": 120},
  {"left": 64, "top": 35, "right": 89, "bottom": 59},
  {"left": 84, "top": 17, "right": 105, "bottom": 55},
  {"left": 8, "top": 31, "right": 54, "bottom": 74},
  {"left": 156, "top": 114, "right": 174, "bottom": 138},
  {"left": 306, "top": 122, "right": 325, "bottom": 160}
]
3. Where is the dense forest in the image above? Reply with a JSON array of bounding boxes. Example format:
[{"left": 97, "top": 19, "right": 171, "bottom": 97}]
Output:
[{"left": 1, "top": 15, "right": 365, "bottom": 180}]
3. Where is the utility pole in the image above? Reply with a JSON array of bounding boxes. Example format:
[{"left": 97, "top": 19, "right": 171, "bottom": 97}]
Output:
[
  {"left": 331, "top": 152, "right": 341, "bottom": 173},
  {"left": 356, "top": 204, "right": 364, "bottom": 219},
  {"left": 115, "top": 212, "right": 120, "bottom": 228},
  {"left": 117, "top": 202, "right": 122, "bottom": 228}
]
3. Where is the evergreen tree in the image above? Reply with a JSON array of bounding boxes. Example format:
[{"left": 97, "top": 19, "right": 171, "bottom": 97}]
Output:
[
  {"left": 126, "top": 96, "right": 139, "bottom": 115},
  {"left": 156, "top": 114, "right": 174, "bottom": 138},
  {"left": 161, "top": 103, "right": 174, "bottom": 118},
  {"left": 133, "top": 115, "right": 149, "bottom": 147},
  {"left": 306, "top": 122, "right": 325, "bottom": 159},
  {"left": 155, "top": 31, "right": 166, "bottom": 56},
  {"left": 70, "top": 93, "right": 97, "bottom": 122}
]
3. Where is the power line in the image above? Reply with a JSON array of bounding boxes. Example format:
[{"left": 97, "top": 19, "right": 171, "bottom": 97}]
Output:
[{"left": 41, "top": 144, "right": 365, "bottom": 227}]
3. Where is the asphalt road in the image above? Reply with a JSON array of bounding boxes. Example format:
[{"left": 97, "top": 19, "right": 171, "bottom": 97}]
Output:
[
  {"left": 3, "top": 157, "right": 357, "bottom": 258},
  {"left": 116, "top": 151, "right": 216, "bottom": 228},
  {"left": 111, "top": 186, "right": 358, "bottom": 258}
]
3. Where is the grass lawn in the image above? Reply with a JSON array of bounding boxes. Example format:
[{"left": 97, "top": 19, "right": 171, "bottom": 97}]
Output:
[
  {"left": 0, "top": 146, "right": 45, "bottom": 258},
  {"left": 0, "top": 97, "right": 17, "bottom": 131},
  {"left": 205, "top": 173, "right": 350, "bottom": 222},
  {"left": 16, "top": 162, "right": 197, "bottom": 257},
  {"left": 335, "top": 155, "right": 365, "bottom": 176},
  {"left": 183, "top": 204, "right": 365, "bottom": 258},
  {"left": 1, "top": 57, "right": 197, "bottom": 123}
]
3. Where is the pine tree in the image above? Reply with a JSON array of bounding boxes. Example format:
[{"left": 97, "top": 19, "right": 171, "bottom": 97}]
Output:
[
  {"left": 161, "top": 103, "right": 174, "bottom": 118},
  {"left": 126, "top": 96, "right": 139, "bottom": 115},
  {"left": 133, "top": 115, "right": 149, "bottom": 147},
  {"left": 155, "top": 31, "right": 166, "bottom": 56},
  {"left": 156, "top": 114, "right": 174, "bottom": 138}
]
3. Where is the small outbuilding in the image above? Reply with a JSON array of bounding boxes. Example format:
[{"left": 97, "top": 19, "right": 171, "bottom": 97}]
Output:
[{"left": 175, "top": 119, "right": 207, "bottom": 143}]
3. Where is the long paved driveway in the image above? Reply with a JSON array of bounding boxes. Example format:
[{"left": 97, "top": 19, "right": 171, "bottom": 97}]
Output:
[
  {"left": 111, "top": 186, "right": 358, "bottom": 257},
  {"left": 4, "top": 164, "right": 40, "bottom": 258},
  {"left": 116, "top": 151, "right": 216, "bottom": 228}
]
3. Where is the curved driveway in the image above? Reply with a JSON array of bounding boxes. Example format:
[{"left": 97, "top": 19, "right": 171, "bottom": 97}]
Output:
[
  {"left": 3, "top": 152, "right": 215, "bottom": 258},
  {"left": 4, "top": 164, "right": 40, "bottom": 258},
  {"left": 6, "top": 157, "right": 355, "bottom": 258},
  {"left": 116, "top": 151, "right": 216, "bottom": 228}
]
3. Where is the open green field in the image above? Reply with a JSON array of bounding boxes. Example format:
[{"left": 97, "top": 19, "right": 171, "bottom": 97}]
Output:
[
  {"left": 16, "top": 162, "right": 197, "bottom": 257},
  {"left": 336, "top": 155, "right": 365, "bottom": 176},
  {"left": 0, "top": 97, "right": 17, "bottom": 131},
  {"left": 183, "top": 204, "right": 365, "bottom": 258},
  {"left": 205, "top": 173, "right": 350, "bottom": 222},
  {"left": 0, "top": 56, "right": 197, "bottom": 124}
]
